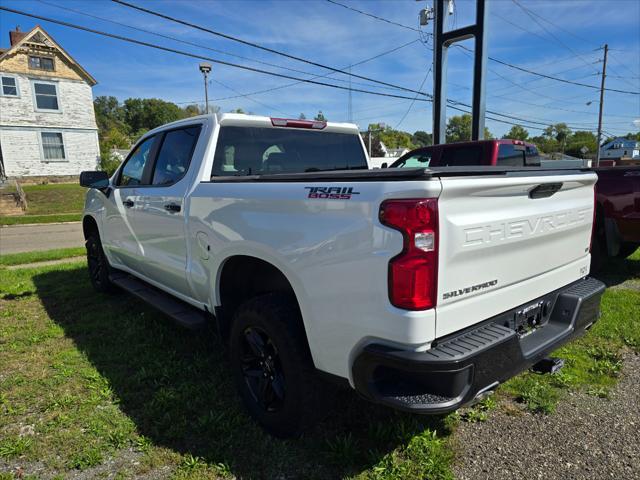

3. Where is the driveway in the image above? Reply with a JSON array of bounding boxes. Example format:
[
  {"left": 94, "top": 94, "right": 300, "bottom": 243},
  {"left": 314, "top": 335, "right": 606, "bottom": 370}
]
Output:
[{"left": 0, "top": 222, "right": 84, "bottom": 254}]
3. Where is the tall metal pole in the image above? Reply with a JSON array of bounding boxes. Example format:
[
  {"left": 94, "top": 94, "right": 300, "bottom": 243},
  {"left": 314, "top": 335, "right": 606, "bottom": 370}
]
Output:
[
  {"left": 203, "top": 70, "right": 209, "bottom": 114},
  {"left": 595, "top": 44, "right": 608, "bottom": 167},
  {"left": 199, "top": 62, "right": 212, "bottom": 115}
]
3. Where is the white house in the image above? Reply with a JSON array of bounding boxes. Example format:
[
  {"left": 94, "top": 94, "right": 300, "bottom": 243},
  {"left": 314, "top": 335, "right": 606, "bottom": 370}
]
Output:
[{"left": 0, "top": 25, "right": 99, "bottom": 179}]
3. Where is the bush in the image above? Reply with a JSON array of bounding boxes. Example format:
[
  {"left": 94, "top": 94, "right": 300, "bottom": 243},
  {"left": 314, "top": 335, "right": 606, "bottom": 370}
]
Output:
[{"left": 99, "top": 153, "right": 122, "bottom": 176}]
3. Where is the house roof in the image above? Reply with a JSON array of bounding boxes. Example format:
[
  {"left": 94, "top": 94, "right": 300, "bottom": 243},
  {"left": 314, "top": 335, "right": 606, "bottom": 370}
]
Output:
[
  {"left": 0, "top": 25, "right": 97, "bottom": 86},
  {"left": 602, "top": 137, "right": 639, "bottom": 148}
]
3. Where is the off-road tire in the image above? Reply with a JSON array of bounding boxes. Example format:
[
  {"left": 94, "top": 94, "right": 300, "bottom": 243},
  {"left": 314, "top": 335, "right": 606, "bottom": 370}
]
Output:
[
  {"left": 229, "top": 293, "right": 326, "bottom": 438},
  {"left": 86, "top": 233, "right": 116, "bottom": 293}
]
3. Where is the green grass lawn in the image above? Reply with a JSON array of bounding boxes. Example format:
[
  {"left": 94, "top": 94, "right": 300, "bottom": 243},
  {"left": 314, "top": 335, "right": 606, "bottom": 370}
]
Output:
[
  {"left": 0, "top": 247, "right": 86, "bottom": 267},
  {"left": 1, "top": 183, "right": 85, "bottom": 225},
  {"left": 0, "top": 250, "right": 638, "bottom": 479}
]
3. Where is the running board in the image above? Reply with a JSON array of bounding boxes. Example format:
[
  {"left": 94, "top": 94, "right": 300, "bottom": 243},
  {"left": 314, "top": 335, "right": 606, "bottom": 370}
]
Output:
[{"left": 109, "top": 272, "right": 208, "bottom": 330}]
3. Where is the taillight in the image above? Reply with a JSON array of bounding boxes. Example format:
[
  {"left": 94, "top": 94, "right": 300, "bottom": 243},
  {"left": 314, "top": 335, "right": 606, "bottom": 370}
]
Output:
[{"left": 379, "top": 198, "right": 438, "bottom": 310}]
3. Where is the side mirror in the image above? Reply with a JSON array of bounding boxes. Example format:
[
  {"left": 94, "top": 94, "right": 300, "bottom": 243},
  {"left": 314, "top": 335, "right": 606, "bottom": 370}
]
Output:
[
  {"left": 80, "top": 171, "right": 110, "bottom": 189},
  {"left": 381, "top": 162, "right": 388, "bottom": 169}
]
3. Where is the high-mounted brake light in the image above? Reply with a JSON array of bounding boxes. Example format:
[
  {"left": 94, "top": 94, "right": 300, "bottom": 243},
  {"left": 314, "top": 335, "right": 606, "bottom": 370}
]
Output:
[
  {"left": 379, "top": 198, "right": 439, "bottom": 310},
  {"left": 270, "top": 118, "right": 326, "bottom": 129}
]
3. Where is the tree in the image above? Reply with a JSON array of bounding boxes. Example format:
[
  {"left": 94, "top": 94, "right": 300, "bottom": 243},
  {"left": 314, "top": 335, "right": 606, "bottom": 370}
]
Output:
[
  {"left": 314, "top": 111, "right": 326, "bottom": 121},
  {"left": 94, "top": 96, "right": 126, "bottom": 132},
  {"left": 123, "top": 98, "right": 185, "bottom": 135},
  {"left": 445, "top": 114, "right": 493, "bottom": 143},
  {"left": 530, "top": 135, "right": 559, "bottom": 154},
  {"left": 543, "top": 123, "right": 572, "bottom": 153},
  {"left": 379, "top": 128, "right": 414, "bottom": 150},
  {"left": 503, "top": 125, "right": 529, "bottom": 141},
  {"left": 623, "top": 131, "right": 640, "bottom": 141},
  {"left": 564, "top": 131, "right": 597, "bottom": 158},
  {"left": 183, "top": 104, "right": 205, "bottom": 117},
  {"left": 412, "top": 130, "right": 432, "bottom": 148},
  {"left": 298, "top": 113, "right": 307, "bottom": 120}
]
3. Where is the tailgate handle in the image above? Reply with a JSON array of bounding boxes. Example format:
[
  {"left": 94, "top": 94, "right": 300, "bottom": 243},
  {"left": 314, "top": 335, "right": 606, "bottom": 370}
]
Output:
[{"left": 529, "top": 182, "right": 563, "bottom": 199}]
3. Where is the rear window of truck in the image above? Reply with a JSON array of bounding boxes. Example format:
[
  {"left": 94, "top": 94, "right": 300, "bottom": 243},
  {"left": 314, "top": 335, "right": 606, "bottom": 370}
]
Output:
[
  {"left": 439, "top": 145, "right": 483, "bottom": 166},
  {"left": 211, "top": 126, "right": 368, "bottom": 177}
]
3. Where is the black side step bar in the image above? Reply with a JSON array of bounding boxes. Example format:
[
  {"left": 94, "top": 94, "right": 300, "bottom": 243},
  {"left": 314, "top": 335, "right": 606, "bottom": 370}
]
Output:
[{"left": 109, "top": 272, "right": 208, "bottom": 330}]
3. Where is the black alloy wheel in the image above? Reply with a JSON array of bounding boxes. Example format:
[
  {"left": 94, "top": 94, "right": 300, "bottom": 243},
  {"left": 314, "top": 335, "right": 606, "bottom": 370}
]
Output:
[{"left": 240, "top": 326, "right": 286, "bottom": 412}]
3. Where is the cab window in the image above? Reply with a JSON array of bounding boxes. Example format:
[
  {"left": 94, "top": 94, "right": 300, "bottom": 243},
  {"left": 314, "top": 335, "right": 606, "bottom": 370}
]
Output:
[
  {"left": 396, "top": 152, "right": 431, "bottom": 168},
  {"left": 117, "top": 136, "right": 155, "bottom": 186},
  {"left": 152, "top": 126, "right": 201, "bottom": 185}
]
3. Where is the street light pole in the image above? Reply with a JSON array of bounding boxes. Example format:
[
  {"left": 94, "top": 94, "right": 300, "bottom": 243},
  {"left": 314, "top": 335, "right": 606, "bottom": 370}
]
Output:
[
  {"left": 595, "top": 44, "right": 608, "bottom": 167},
  {"left": 199, "top": 62, "right": 212, "bottom": 114}
]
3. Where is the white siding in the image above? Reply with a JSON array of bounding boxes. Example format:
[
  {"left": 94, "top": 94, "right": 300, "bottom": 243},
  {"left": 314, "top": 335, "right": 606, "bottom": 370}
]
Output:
[
  {"left": 0, "top": 128, "right": 99, "bottom": 177},
  {"left": 0, "top": 73, "right": 99, "bottom": 176},
  {"left": 0, "top": 74, "right": 97, "bottom": 129}
]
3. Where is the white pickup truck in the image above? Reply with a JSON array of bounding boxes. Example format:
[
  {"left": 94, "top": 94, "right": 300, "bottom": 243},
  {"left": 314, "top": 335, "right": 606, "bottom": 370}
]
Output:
[{"left": 81, "top": 113, "right": 605, "bottom": 437}]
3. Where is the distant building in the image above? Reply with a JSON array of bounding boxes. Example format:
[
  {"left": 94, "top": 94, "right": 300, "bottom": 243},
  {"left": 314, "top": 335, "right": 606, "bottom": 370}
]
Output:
[
  {"left": 379, "top": 142, "right": 409, "bottom": 159},
  {"left": 0, "top": 25, "right": 99, "bottom": 179},
  {"left": 599, "top": 137, "right": 640, "bottom": 161}
]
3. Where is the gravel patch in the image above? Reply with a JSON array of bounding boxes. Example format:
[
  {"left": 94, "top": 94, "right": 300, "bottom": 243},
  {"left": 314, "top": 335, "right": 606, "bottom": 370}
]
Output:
[{"left": 453, "top": 352, "right": 640, "bottom": 480}]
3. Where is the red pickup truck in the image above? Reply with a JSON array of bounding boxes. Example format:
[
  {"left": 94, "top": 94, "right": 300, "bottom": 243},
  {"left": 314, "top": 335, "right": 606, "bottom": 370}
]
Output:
[
  {"left": 389, "top": 139, "right": 542, "bottom": 168},
  {"left": 390, "top": 140, "right": 640, "bottom": 268}
]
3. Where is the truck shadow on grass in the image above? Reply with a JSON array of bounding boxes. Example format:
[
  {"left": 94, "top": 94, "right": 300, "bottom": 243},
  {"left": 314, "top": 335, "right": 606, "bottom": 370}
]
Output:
[
  {"left": 593, "top": 254, "right": 640, "bottom": 290},
  {"left": 33, "top": 266, "right": 452, "bottom": 479}
]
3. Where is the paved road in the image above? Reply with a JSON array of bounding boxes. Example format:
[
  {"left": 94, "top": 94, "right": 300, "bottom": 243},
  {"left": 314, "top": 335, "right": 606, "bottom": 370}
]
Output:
[{"left": 0, "top": 222, "right": 84, "bottom": 255}]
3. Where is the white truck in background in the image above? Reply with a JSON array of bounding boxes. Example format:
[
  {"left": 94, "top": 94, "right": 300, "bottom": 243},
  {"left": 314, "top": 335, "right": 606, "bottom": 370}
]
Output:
[{"left": 80, "top": 113, "right": 605, "bottom": 437}]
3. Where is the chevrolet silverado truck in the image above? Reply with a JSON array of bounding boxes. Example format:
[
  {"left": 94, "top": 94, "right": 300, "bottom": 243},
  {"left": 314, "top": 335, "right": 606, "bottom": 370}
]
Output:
[
  {"left": 80, "top": 114, "right": 605, "bottom": 437},
  {"left": 391, "top": 143, "right": 640, "bottom": 269}
]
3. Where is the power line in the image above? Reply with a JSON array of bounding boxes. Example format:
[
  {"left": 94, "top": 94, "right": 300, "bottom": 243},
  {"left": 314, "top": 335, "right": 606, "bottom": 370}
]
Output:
[
  {"left": 0, "top": 5, "right": 434, "bottom": 104},
  {"left": 111, "top": 0, "right": 430, "bottom": 98},
  {"left": 323, "top": 0, "right": 639, "bottom": 95},
  {"left": 173, "top": 39, "right": 422, "bottom": 105},
  {"left": 395, "top": 66, "right": 432, "bottom": 129},
  {"left": 36, "top": 0, "right": 413, "bottom": 92},
  {"left": 511, "top": 0, "right": 599, "bottom": 75},
  {"left": 208, "top": 78, "right": 291, "bottom": 117},
  {"left": 325, "top": 0, "right": 422, "bottom": 33},
  {"left": 110, "top": 1, "right": 636, "bottom": 125},
  {"left": 1, "top": 5, "right": 628, "bottom": 134}
]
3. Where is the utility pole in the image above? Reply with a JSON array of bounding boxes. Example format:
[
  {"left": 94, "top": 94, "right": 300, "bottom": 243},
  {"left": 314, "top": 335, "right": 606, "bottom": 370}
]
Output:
[
  {"left": 595, "top": 44, "right": 608, "bottom": 167},
  {"left": 199, "top": 62, "right": 212, "bottom": 114}
]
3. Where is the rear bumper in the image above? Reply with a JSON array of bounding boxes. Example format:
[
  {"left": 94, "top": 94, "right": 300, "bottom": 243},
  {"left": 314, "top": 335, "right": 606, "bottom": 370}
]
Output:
[{"left": 352, "top": 276, "right": 605, "bottom": 414}]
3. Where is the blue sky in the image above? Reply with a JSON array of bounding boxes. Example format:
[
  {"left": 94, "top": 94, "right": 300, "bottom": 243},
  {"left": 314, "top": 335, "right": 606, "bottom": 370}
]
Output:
[{"left": 1, "top": 0, "right": 639, "bottom": 137}]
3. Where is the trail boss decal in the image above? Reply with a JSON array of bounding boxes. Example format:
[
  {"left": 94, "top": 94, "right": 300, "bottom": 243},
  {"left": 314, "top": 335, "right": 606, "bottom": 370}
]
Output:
[
  {"left": 443, "top": 279, "right": 498, "bottom": 300},
  {"left": 305, "top": 186, "right": 360, "bottom": 199}
]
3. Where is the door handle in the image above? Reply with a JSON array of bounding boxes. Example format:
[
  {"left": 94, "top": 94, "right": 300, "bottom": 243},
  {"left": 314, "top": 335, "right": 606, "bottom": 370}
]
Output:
[
  {"left": 164, "top": 203, "right": 181, "bottom": 213},
  {"left": 122, "top": 199, "right": 134, "bottom": 208}
]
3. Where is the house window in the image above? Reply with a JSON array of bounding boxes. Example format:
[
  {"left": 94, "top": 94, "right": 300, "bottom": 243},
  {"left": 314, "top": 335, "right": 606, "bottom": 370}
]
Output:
[
  {"left": 1, "top": 76, "right": 18, "bottom": 96},
  {"left": 29, "top": 56, "right": 55, "bottom": 71},
  {"left": 41, "top": 132, "right": 66, "bottom": 160},
  {"left": 33, "top": 82, "right": 59, "bottom": 110}
]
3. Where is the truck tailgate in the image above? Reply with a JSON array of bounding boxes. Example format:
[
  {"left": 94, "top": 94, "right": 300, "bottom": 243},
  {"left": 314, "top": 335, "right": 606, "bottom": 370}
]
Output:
[{"left": 435, "top": 171, "right": 596, "bottom": 337}]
